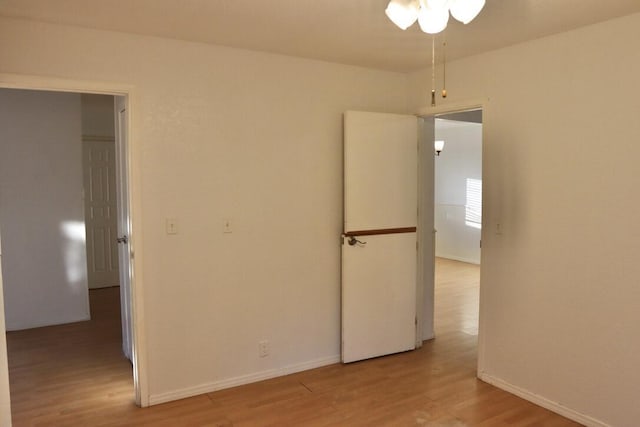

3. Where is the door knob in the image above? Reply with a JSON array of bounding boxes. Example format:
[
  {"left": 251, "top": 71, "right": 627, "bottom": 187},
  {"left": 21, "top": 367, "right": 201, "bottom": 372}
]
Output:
[
  {"left": 348, "top": 236, "right": 366, "bottom": 246},
  {"left": 116, "top": 235, "right": 128, "bottom": 244}
]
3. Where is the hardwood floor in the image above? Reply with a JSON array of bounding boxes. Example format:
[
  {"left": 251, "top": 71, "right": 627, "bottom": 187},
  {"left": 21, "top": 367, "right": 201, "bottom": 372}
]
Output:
[
  {"left": 7, "top": 287, "right": 133, "bottom": 427},
  {"left": 6, "top": 260, "right": 582, "bottom": 426},
  {"left": 434, "top": 258, "right": 480, "bottom": 336}
]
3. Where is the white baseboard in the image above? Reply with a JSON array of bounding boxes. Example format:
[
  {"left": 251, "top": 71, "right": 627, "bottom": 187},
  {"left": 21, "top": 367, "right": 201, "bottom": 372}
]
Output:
[
  {"left": 478, "top": 372, "right": 610, "bottom": 427},
  {"left": 436, "top": 253, "right": 480, "bottom": 265},
  {"left": 148, "top": 355, "right": 341, "bottom": 406},
  {"left": 6, "top": 314, "right": 91, "bottom": 332}
]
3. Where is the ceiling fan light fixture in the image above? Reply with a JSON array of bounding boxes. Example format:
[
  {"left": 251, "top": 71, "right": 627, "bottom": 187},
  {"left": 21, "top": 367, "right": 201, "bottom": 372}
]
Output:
[
  {"left": 417, "top": 3, "right": 449, "bottom": 34},
  {"left": 423, "top": 0, "right": 449, "bottom": 10},
  {"left": 449, "top": 0, "right": 486, "bottom": 24},
  {"left": 385, "top": 0, "right": 420, "bottom": 30}
]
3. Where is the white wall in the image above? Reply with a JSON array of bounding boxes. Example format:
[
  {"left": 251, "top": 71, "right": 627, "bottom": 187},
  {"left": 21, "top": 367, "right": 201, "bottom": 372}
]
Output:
[
  {"left": 0, "top": 89, "right": 90, "bottom": 331},
  {"left": 410, "top": 13, "right": 640, "bottom": 427},
  {"left": 434, "top": 120, "right": 482, "bottom": 264},
  {"left": 81, "top": 94, "right": 115, "bottom": 138},
  {"left": 0, "top": 17, "right": 408, "bottom": 406}
]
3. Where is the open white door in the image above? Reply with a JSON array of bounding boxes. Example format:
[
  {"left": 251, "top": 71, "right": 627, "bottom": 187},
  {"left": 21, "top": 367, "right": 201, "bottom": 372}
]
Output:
[
  {"left": 342, "top": 111, "right": 418, "bottom": 363},
  {"left": 114, "top": 96, "right": 133, "bottom": 361}
]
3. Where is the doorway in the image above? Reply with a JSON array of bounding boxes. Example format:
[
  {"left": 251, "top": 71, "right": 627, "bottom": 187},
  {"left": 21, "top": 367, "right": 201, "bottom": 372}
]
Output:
[
  {"left": 0, "top": 82, "right": 144, "bottom": 422},
  {"left": 433, "top": 109, "right": 482, "bottom": 338},
  {"left": 416, "top": 105, "right": 484, "bottom": 376}
]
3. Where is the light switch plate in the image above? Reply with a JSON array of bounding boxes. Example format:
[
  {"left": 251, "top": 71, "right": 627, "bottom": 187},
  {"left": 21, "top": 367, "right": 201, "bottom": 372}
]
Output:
[{"left": 166, "top": 218, "right": 178, "bottom": 235}]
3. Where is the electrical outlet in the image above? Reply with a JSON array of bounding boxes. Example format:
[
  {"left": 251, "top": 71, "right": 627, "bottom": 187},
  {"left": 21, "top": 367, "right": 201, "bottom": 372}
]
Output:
[{"left": 258, "top": 340, "right": 270, "bottom": 358}]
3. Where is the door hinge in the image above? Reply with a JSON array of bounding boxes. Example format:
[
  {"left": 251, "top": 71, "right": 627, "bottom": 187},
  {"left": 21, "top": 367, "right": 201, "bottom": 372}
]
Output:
[
  {"left": 480, "top": 239, "right": 482, "bottom": 248},
  {"left": 416, "top": 241, "right": 419, "bottom": 250},
  {"left": 415, "top": 316, "right": 418, "bottom": 326}
]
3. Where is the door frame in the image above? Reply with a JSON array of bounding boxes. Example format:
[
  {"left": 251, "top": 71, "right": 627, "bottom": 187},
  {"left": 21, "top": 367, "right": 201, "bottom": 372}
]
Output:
[
  {"left": 0, "top": 73, "right": 148, "bottom": 409},
  {"left": 416, "top": 98, "right": 488, "bottom": 377},
  {"left": 415, "top": 115, "right": 434, "bottom": 348}
]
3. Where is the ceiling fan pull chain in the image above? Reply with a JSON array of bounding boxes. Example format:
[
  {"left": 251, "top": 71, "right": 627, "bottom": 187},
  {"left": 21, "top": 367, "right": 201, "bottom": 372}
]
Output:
[
  {"left": 442, "top": 37, "right": 448, "bottom": 98},
  {"left": 431, "top": 36, "right": 436, "bottom": 107}
]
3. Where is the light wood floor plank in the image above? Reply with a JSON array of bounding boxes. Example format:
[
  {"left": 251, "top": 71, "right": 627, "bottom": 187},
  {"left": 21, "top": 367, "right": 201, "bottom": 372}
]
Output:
[{"left": 6, "top": 258, "right": 582, "bottom": 426}]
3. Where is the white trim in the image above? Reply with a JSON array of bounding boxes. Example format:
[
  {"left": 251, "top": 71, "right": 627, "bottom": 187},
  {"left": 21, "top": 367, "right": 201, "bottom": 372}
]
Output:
[
  {"left": 478, "top": 373, "right": 611, "bottom": 427},
  {"left": 82, "top": 135, "right": 115, "bottom": 142},
  {"left": 416, "top": 98, "right": 489, "bottom": 117},
  {"left": 415, "top": 117, "right": 434, "bottom": 349},
  {"left": 416, "top": 98, "right": 488, "bottom": 378},
  {"left": 0, "top": 73, "right": 148, "bottom": 409},
  {"left": 0, "top": 255, "right": 10, "bottom": 427},
  {"left": 422, "top": 331, "right": 435, "bottom": 341},
  {"left": 435, "top": 254, "right": 480, "bottom": 265},
  {"left": 148, "top": 355, "right": 341, "bottom": 406},
  {"left": 0, "top": 73, "right": 132, "bottom": 95},
  {"left": 5, "top": 314, "right": 91, "bottom": 332}
]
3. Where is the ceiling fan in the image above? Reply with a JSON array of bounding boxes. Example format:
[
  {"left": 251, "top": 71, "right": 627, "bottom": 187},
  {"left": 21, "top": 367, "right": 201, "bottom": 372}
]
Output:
[{"left": 385, "top": 0, "right": 486, "bottom": 34}]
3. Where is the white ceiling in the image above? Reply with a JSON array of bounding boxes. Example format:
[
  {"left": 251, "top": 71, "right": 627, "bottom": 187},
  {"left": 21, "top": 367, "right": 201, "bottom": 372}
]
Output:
[{"left": 1, "top": 0, "right": 639, "bottom": 72}]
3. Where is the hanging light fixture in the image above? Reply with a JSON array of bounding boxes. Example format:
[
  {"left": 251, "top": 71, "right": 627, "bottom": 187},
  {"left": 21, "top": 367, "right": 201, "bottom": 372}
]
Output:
[
  {"left": 385, "top": 0, "right": 485, "bottom": 34},
  {"left": 384, "top": 0, "right": 420, "bottom": 30},
  {"left": 417, "top": 1, "right": 449, "bottom": 34},
  {"left": 449, "top": 0, "right": 486, "bottom": 24},
  {"left": 434, "top": 140, "right": 445, "bottom": 156}
]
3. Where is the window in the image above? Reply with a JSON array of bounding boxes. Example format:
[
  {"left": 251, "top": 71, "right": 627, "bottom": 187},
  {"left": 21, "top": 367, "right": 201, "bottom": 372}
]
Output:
[{"left": 465, "top": 178, "right": 482, "bottom": 229}]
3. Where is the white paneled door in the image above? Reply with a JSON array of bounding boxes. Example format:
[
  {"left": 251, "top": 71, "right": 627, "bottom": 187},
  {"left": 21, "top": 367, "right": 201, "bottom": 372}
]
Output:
[
  {"left": 342, "top": 111, "right": 418, "bottom": 363},
  {"left": 83, "top": 138, "right": 120, "bottom": 289}
]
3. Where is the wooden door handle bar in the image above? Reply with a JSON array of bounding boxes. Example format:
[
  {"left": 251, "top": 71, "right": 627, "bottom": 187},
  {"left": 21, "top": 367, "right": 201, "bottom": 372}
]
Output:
[{"left": 343, "top": 227, "right": 416, "bottom": 237}]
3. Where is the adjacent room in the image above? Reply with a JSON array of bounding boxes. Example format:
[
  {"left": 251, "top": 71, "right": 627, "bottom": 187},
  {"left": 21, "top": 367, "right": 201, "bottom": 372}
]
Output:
[
  {"left": 433, "top": 110, "right": 482, "bottom": 340},
  {"left": 0, "top": 89, "right": 137, "bottom": 425}
]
